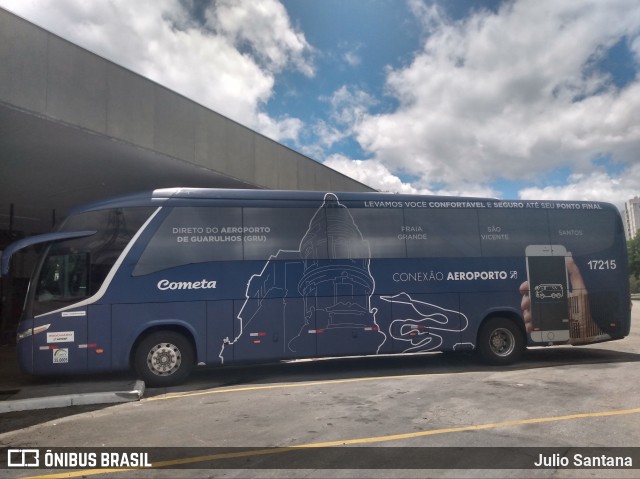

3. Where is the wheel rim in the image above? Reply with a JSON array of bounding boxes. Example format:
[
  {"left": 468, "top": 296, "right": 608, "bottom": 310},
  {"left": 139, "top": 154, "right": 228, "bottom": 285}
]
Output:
[
  {"left": 489, "top": 327, "right": 516, "bottom": 357},
  {"left": 147, "top": 342, "right": 182, "bottom": 376}
]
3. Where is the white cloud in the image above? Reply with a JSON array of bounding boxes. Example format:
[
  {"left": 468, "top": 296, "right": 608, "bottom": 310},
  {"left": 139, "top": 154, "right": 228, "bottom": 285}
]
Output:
[
  {"left": 333, "top": 0, "right": 640, "bottom": 205},
  {"left": 0, "top": 0, "right": 312, "bottom": 141},
  {"left": 311, "top": 86, "right": 378, "bottom": 152},
  {"left": 324, "top": 155, "right": 417, "bottom": 193},
  {"left": 204, "top": 0, "right": 314, "bottom": 77},
  {"left": 324, "top": 154, "right": 498, "bottom": 198},
  {"left": 255, "top": 113, "right": 304, "bottom": 144},
  {"left": 344, "top": 50, "right": 362, "bottom": 67},
  {"left": 519, "top": 165, "right": 640, "bottom": 209},
  {"left": 326, "top": 85, "right": 378, "bottom": 125},
  {"left": 313, "top": 120, "right": 349, "bottom": 149}
]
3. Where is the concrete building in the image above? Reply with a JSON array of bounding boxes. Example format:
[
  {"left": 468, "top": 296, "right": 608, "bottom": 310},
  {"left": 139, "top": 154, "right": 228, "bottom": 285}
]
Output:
[
  {"left": 0, "top": 7, "right": 374, "bottom": 338},
  {"left": 624, "top": 197, "right": 640, "bottom": 240}
]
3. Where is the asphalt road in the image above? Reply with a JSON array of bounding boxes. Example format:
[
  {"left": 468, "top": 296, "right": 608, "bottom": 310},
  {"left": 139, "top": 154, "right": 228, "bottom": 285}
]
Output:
[{"left": 1, "top": 303, "right": 639, "bottom": 478}]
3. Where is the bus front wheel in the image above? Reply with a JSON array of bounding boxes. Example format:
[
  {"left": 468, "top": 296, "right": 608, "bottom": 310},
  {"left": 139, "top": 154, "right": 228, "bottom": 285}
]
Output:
[
  {"left": 134, "top": 331, "right": 194, "bottom": 387},
  {"left": 477, "top": 318, "right": 524, "bottom": 365}
]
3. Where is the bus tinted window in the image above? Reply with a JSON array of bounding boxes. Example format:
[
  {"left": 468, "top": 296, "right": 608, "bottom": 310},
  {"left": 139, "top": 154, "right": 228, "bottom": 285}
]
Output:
[
  {"left": 298, "top": 206, "right": 329, "bottom": 262},
  {"left": 405, "top": 209, "right": 481, "bottom": 258},
  {"left": 134, "top": 207, "right": 243, "bottom": 275},
  {"left": 547, "top": 209, "right": 617, "bottom": 255},
  {"left": 478, "top": 209, "right": 550, "bottom": 257},
  {"left": 242, "top": 208, "right": 320, "bottom": 261},
  {"left": 341, "top": 207, "right": 406, "bottom": 259}
]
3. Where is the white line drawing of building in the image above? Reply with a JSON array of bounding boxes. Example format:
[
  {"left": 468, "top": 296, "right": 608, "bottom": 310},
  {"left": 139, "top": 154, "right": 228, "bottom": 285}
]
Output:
[
  {"left": 297, "top": 194, "right": 380, "bottom": 330},
  {"left": 219, "top": 194, "right": 471, "bottom": 363},
  {"left": 219, "top": 194, "right": 386, "bottom": 362}
]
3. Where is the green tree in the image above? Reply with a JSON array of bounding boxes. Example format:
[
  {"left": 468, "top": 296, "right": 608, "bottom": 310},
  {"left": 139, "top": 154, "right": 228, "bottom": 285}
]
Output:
[{"left": 628, "top": 235, "right": 640, "bottom": 280}]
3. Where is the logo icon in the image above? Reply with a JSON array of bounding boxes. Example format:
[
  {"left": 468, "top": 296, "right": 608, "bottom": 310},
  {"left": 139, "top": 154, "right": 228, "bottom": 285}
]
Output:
[
  {"left": 7, "top": 449, "right": 40, "bottom": 468},
  {"left": 534, "top": 283, "right": 564, "bottom": 299}
]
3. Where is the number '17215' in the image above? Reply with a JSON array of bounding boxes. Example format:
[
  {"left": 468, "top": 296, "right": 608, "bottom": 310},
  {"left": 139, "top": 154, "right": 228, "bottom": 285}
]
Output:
[{"left": 588, "top": 259, "right": 617, "bottom": 270}]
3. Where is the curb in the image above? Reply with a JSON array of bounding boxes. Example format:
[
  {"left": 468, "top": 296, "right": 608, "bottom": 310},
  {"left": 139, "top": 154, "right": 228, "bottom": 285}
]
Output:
[{"left": 0, "top": 380, "right": 146, "bottom": 414}]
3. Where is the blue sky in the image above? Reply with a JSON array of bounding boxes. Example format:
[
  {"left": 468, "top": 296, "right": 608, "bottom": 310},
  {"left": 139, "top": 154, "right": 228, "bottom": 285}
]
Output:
[
  {"left": 274, "top": 0, "right": 421, "bottom": 158},
  {"left": 2, "top": 0, "right": 639, "bottom": 207}
]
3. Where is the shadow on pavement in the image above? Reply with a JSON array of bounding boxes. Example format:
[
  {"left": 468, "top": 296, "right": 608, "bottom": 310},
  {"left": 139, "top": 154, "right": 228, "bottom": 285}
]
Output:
[{"left": 2, "top": 340, "right": 639, "bottom": 434}]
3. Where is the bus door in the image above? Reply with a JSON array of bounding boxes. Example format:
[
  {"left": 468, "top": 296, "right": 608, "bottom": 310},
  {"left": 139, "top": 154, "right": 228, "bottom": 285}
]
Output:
[
  {"left": 30, "top": 251, "right": 91, "bottom": 374},
  {"left": 87, "top": 304, "right": 112, "bottom": 371}
]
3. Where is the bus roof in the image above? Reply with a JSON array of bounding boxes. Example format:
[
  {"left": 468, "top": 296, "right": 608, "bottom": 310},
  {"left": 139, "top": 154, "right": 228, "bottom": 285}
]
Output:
[{"left": 67, "top": 187, "right": 619, "bottom": 215}]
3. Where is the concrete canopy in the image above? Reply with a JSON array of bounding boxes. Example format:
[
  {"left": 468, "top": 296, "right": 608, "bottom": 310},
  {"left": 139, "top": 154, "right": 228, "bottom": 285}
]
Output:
[
  {"left": 0, "top": 7, "right": 373, "bottom": 239},
  {"left": 0, "top": 103, "right": 263, "bottom": 236}
]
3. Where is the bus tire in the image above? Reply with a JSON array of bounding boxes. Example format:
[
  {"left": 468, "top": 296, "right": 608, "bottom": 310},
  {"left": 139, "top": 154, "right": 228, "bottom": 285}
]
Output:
[
  {"left": 134, "top": 331, "right": 194, "bottom": 387},
  {"left": 476, "top": 317, "right": 524, "bottom": 365}
]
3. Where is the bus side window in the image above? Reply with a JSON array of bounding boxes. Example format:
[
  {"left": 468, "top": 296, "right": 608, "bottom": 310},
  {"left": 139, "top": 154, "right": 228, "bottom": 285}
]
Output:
[
  {"left": 133, "top": 207, "right": 243, "bottom": 276},
  {"left": 547, "top": 209, "right": 616, "bottom": 256},
  {"left": 477, "top": 209, "right": 550, "bottom": 257},
  {"left": 405, "top": 209, "right": 481, "bottom": 258},
  {"left": 242, "top": 207, "right": 324, "bottom": 261},
  {"left": 344, "top": 207, "right": 406, "bottom": 259}
]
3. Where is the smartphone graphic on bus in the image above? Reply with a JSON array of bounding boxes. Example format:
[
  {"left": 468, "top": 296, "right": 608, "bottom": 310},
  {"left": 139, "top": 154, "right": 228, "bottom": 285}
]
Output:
[{"left": 525, "top": 245, "right": 570, "bottom": 342}]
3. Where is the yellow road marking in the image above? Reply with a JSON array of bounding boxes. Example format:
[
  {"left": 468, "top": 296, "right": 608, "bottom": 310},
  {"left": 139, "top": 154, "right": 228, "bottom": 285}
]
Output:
[{"left": 19, "top": 406, "right": 640, "bottom": 479}]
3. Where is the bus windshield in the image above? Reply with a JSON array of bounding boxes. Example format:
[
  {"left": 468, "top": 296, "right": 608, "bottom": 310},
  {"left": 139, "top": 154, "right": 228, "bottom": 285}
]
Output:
[
  {"left": 35, "top": 251, "right": 90, "bottom": 311},
  {"left": 28, "top": 207, "right": 154, "bottom": 317}
]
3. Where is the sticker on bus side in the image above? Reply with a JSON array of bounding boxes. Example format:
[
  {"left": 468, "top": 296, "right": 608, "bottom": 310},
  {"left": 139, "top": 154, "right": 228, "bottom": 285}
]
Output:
[
  {"left": 53, "top": 348, "right": 69, "bottom": 363},
  {"left": 61, "top": 311, "right": 86, "bottom": 317},
  {"left": 46, "top": 331, "right": 75, "bottom": 343}
]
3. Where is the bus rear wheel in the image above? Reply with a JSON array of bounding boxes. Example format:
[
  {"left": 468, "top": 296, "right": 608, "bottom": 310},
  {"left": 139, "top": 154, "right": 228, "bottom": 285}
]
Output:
[
  {"left": 477, "top": 317, "right": 524, "bottom": 365},
  {"left": 134, "top": 331, "right": 194, "bottom": 387}
]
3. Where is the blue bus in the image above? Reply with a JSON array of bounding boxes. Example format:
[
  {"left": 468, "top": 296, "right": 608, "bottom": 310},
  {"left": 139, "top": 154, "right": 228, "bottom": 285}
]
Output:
[{"left": 1, "top": 188, "right": 631, "bottom": 386}]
